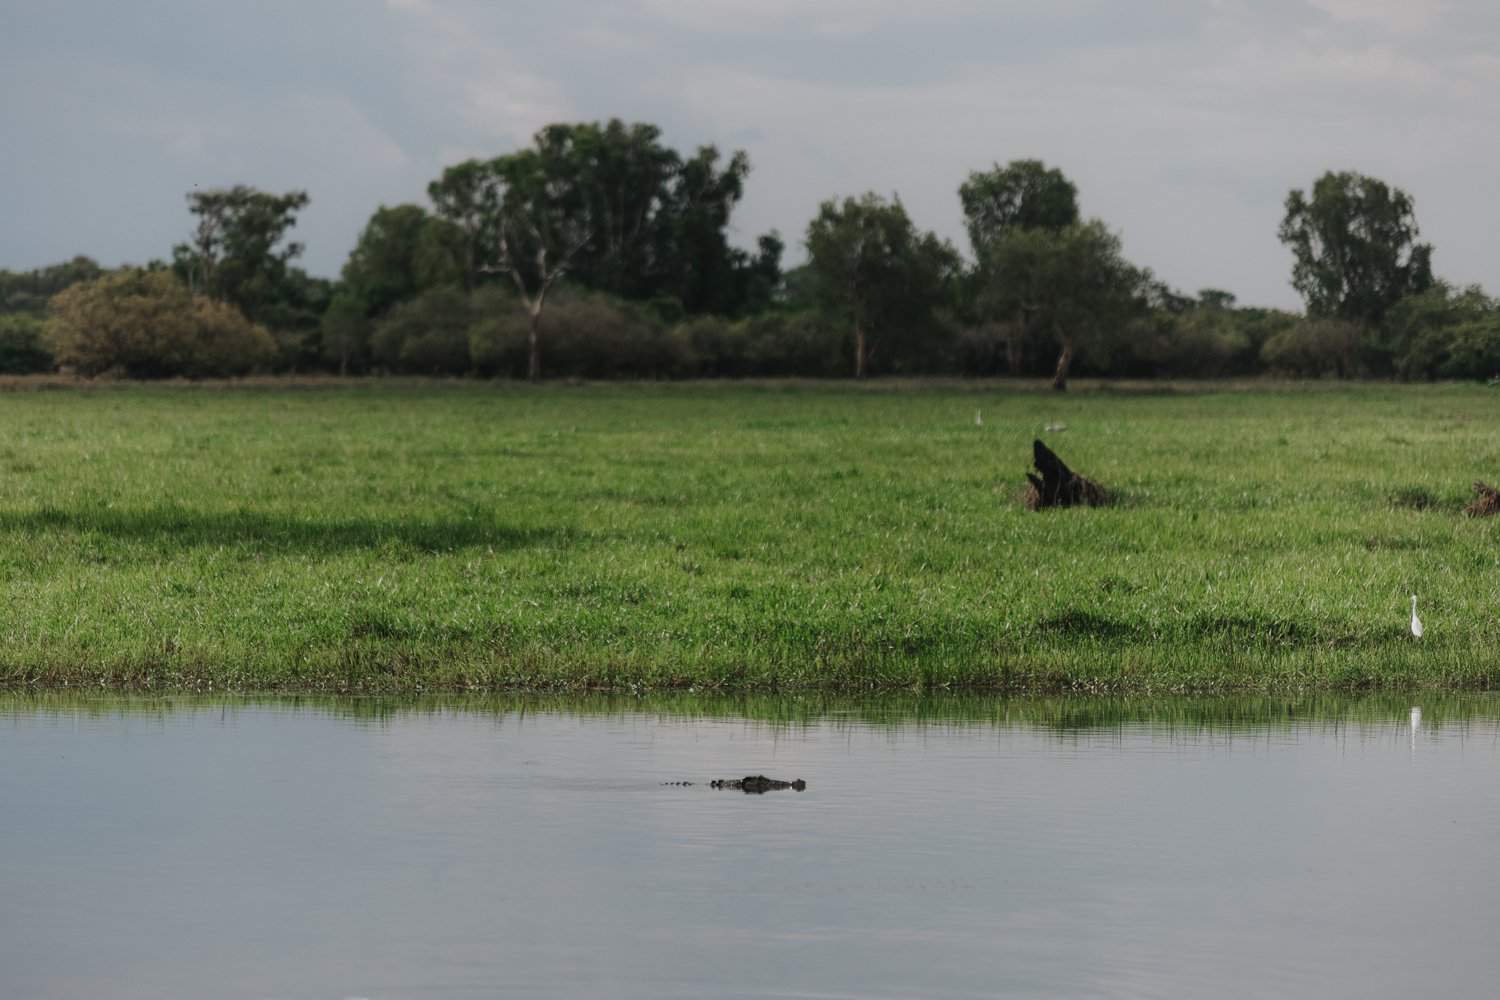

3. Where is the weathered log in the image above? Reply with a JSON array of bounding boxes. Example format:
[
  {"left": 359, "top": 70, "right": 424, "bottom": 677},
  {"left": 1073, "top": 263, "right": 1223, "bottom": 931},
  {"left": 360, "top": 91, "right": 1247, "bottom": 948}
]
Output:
[
  {"left": 1465, "top": 480, "right": 1500, "bottom": 517},
  {"left": 1021, "top": 439, "right": 1112, "bottom": 510}
]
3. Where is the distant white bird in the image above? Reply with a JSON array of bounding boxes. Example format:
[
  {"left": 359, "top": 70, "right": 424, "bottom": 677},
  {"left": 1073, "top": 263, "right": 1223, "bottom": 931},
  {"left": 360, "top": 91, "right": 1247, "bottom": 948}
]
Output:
[
  {"left": 974, "top": 409, "right": 982, "bottom": 426},
  {"left": 1410, "top": 706, "right": 1422, "bottom": 730},
  {"left": 1410, "top": 595, "right": 1423, "bottom": 638}
]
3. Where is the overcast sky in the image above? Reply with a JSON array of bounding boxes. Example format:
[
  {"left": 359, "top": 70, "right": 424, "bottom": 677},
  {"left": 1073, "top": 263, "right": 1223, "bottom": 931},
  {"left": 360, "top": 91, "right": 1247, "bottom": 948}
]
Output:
[{"left": 4, "top": 0, "right": 1498, "bottom": 310}]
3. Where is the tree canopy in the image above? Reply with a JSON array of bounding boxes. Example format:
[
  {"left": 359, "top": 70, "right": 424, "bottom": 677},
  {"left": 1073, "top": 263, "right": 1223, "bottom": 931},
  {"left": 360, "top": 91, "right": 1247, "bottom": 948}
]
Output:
[
  {"left": 422, "top": 119, "right": 778, "bottom": 322},
  {"left": 15, "top": 119, "right": 1500, "bottom": 383},
  {"left": 959, "top": 160, "right": 1084, "bottom": 375},
  {"left": 342, "top": 204, "right": 455, "bottom": 317},
  {"left": 959, "top": 159, "right": 1079, "bottom": 261},
  {"left": 804, "top": 193, "right": 958, "bottom": 378},
  {"left": 1278, "top": 170, "right": 1434, "bottom": 332},
  {"left": 171, "top": 185, "right": 311, "bottom": 330},
  {"left": 991, "top": 220, "right": 1147, "bottom": 389}
]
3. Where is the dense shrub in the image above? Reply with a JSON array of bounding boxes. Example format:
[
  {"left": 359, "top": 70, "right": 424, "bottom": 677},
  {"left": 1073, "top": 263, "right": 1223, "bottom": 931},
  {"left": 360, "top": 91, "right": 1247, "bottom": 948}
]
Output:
[
  {"left": 370, "top": 286, "right": 477, "bottom": 374},
  {"left": 467, "top": 294, "right": 529, "bottom": 377},
  {"left": 373, "top": 285, "right": 695, "bottom": 378},
  {"left": 1383, "top": 284, "right": 1500, "bottom": 380},
  {"left": 1260, "top": 318, "right": 1361, "bottom": 377},
  {"left": 44, "top": 269, "right": 275, "bottom": 378},
  {"left": 0, "top": 257, "right": 104, "bottom": 316},
  {"left": 955, "top": 322, "right": 1023, "bottom": 377},
  {"left": 0, "top": 314, "right": 54, "bottom": 374},
  {"left": 191, "top": 297, "right": 280, "bottom": 377},
  {"left": 678, "top": 315, "right": 748, "bottom": 376},
  {"left": 1433, "top": 319, "right": 1500, "bottom": 380},
  {"left": 1129, "top": 309, "right": 1249, "bottom": 377},
  {"left": 542, "top": 295, "right": 689, "bottom": 378},
  {"left": 732, "top": 310, "right": 845, "bottom": 376},
  {"left": 319, "top": 293, "right": 372, "bottom": 375}
]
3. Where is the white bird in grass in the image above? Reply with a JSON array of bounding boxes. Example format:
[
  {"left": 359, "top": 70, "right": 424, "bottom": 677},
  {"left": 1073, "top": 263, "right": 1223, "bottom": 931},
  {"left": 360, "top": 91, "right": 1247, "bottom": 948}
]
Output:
[{"left": 1410, "top": 595, "right": 1423, "bottom": 638}]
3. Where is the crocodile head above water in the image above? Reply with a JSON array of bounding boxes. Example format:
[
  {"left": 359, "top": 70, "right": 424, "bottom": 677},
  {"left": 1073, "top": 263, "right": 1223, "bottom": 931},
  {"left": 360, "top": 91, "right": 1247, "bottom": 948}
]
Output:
[{"left": 711, "top": 775, "right": 807, "bottom": 793}]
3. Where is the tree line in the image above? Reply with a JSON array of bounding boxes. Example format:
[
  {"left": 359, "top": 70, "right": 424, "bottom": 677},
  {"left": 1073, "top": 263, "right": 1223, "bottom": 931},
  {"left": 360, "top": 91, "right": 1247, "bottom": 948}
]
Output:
[{"left": 5, "top": 118, "right": 1497, "bottom": 384}]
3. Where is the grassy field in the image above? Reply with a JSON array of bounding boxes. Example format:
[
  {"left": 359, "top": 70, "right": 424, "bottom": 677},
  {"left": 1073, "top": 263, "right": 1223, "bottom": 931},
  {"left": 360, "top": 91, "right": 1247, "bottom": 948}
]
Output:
[{"left": 1, "top": 377, "right": 1499, "bottom": 694}]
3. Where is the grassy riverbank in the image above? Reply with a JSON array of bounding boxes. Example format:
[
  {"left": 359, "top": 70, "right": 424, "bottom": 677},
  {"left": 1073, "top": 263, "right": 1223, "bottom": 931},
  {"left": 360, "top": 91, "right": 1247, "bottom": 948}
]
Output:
[{"left": 1, "top": 378, "right": 1498, "bottom": 693}]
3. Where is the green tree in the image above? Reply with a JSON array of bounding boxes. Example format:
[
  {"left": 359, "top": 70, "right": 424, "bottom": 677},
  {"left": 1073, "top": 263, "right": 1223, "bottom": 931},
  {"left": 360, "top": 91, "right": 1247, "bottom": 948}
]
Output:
[
  {"left": 428, "top": 147, "right": 591, "bottom": 381},
  {"left": 431, "top": 120, "right": 778, "bottom": 318},
  {"left": 0, "top": 315, "right": 53, "bottom": 373},
  {"left": 540, "top": 120, "right": 679, "bottom": 300},
  {"left": 1383, "top": 283, "right": 1500, "bottom": 380},
  {"left": 959, "top": 159, "right": 1079, "bottom": 261},
  {"left": 528, "top": 120, "right": 778, "bottom": 316},
  {"left": 172, "top": 185, "right": 311, "bottom": 326},
  {"left": 804, "top": 193, "right": 958, "bottom": 378},
  {"left": 0, "top": 256, "right": 105, "bottom": 316},
  {"left": 1278, "top": 170, "right": 1434, "bottom": 345},
  {"left": 255, "top": 267, "right": 333, "bottom": 372},
  {"left": 490, "top": 148, "right": 594, "bottom": 382},
  {"left": 426, "top": 162, "right": 503, "bottom": 291},
  {"left": 44, "top": 269, "right": 274, "bottom": 378},
  {"left": 993, "top": 220, "right": 1147, "bottom": 389},
  {"left": 342, "top": 204, "right": 455, "bottom": 316},
  {"left": 320, "top": 293, "right": 370, "bottom": 376},
  {"left": 649, "top": 144, "right": 754, "bottom": 314},
  {"left": 961, "top": 160, "right": 1081, "bottom": 375}
]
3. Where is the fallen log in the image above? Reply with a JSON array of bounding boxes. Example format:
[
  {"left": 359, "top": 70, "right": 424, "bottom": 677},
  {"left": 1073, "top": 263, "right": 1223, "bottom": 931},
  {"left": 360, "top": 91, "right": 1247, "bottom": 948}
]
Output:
[
  {"left": 1465, "top": 480, "right": 1500, "bottom": 517},
  {"left": 1021, "top": 439, "right": 1112, "bottom": 510}
]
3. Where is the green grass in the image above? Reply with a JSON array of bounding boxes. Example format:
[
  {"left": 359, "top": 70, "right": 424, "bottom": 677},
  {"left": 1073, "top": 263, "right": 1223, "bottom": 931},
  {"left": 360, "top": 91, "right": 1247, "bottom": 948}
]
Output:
[{"left": 2, "top": 377, "right": 1499, "bottom": 694}]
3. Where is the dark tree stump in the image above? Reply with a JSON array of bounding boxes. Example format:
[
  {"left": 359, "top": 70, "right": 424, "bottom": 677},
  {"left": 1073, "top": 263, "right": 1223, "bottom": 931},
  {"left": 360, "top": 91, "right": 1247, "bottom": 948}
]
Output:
[
  {"left": 1022, "top": 439, "right": 1112, "bottom": 510},
  {"left": 1466, "top": 480, "right": 1500, "bottom": 517}
]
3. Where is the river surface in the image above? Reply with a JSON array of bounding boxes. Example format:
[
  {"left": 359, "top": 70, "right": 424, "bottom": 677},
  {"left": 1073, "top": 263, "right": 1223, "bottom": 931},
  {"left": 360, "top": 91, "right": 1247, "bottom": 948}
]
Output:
[{"left": 3, "top": 693, "right": 1499, "bottom": 999}]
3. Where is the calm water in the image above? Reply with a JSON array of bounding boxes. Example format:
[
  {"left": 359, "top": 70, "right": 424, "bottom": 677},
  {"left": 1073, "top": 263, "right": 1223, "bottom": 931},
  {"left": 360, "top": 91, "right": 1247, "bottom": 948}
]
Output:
[{"left": 3, "top": 694, "right": 1499, "bottom": 999}]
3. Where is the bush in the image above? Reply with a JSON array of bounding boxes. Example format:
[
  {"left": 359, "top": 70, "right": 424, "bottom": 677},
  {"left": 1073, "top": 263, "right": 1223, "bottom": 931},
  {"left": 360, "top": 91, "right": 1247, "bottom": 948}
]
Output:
[
  {"left": 1384, "top": 284, "right": 1500, "bottom": 381},
  {"left": 542, "top": 294, "right": 687, "bottom": 378},
  {"left": 320, "top": 293, "right": 372, "bottom": 375},
  {"left": 1129, "top": 309, "right": 1249, "bottom": 377},
  {"left": 733, "top": 310, "right": 844, "bottom": 376},
  {"left": 1436, "top": 319, "right": 1500, "bottom": 380},
  {"left": 677, "top": 315, "right": 747, "bottom": 376},
  {"left": 1260, "top": 318, "right": 1361, "bottom": 377},
  {"left": 0, "top": 314, "right": 54, "bottom": 374},
  {"left": 370, "top": 286, "right": 476, "bottom": 375},
  {"left": 44, "top": 269, "right": 274, "bottom": 378},
  {"left": 191, "top": 298, "right": 279, "bottom": 377},
  {"left": 955, "top": 322, "right": 1017, "bottom": 377},
  {"left": 467, "top": 289, "right": 530, "bottom": 377},
  {"left": 371, "top": 286, "right": 842, "bottom": 379}
]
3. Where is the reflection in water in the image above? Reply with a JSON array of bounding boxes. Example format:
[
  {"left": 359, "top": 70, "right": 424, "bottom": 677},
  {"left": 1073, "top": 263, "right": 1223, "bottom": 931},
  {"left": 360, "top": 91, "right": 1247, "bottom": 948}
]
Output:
[
  {"left": 3, "top": 692, "right": 1500, "bottom": 1000},
  {"left": 4, "top": 688, "right": 1493, "bottom": 731}
]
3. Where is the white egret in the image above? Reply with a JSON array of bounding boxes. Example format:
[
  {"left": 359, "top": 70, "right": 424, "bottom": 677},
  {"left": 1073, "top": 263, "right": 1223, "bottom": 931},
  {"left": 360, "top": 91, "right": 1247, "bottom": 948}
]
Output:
[
  {"left": 974, "top": 409, "right": 982, "bottom": 426},
  {"left": 1410, "top": 595, "right": 1423, "bottom": 638}
]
